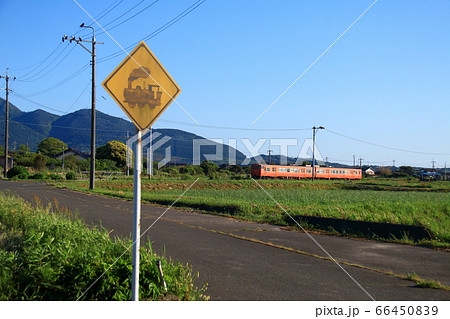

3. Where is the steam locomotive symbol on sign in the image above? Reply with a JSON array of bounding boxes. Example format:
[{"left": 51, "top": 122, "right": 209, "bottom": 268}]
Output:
[{"left": 123, "top": 66, "right": 162, "bottom": 109}]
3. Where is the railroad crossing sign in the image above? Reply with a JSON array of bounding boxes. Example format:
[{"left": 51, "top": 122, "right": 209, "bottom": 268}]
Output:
[{"left": 102, "top": 41, "right": 181, "bottom": 131}]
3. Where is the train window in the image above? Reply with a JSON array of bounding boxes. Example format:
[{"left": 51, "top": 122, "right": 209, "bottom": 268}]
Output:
[
  {"left": 272, "top": 168, "right": 276, "bottom": 171},
  {"left": 326, "top": 170, "right": 329, "bottom": 173},
  {"left": 307, "top": 169, "right": 311, "bottom": 173},
  {"left": 301, "top": 169, "right": 305, "bottom": 173},
  {"left": 266, "top": 167, "right": 270, "bottom": 172},
  {"left": 283, "top": 168, "right": 287, "bottom": 172},
  {"left": 287, "top": 168, "right": 290, "bottom": 172},
  {"left": 279, "top": 168, "right": 282, "bottom": 172}
]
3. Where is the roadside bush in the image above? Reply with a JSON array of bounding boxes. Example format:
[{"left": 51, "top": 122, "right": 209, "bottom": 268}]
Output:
[
  {"left": 48, "top": 173, "right": 64, "bottom": 180},
  {"left": 6, "top": 165, "right": 29, "bottom": 179},
  {"left": 180, "top": 174, "right": 194, "bottom": 180},
  {"left": 200, "top": 161, "right": 219, "bottom": 176},
  {"left": 65, "top": 171, "right": 77, "bottom": 180},
  {"left": 15, "top": 153, "right": 37, "bottom": 167},
  {"left": 30, "top": 172, "right": 47, "bottom": 180}
]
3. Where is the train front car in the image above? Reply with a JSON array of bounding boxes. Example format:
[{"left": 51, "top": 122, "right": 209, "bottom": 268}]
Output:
[{"left": 251, "top": 164, "right": 264, "bottom": 178}]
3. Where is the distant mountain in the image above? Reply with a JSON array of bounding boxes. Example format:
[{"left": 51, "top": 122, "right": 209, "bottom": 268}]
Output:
[{"left": 0, "top": 97, "right": 246, "bottom": 165}]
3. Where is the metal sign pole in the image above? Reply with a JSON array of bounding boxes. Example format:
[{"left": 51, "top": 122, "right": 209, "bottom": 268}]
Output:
[
  {"left": 149, "top": 127, "right": 153, "bottom": 177},
  {"left": 131, "top": 130, "right": 142, "bottom": 301}
]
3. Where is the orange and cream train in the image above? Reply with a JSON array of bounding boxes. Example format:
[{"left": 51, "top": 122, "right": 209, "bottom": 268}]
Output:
[{"left": 251, "top": 164, "right": 362, "bottom": 180}]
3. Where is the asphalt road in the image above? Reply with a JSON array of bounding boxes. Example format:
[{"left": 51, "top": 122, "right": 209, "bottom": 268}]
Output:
[{"left": 1, "top": 179, "right": 449, "bottom": 300}]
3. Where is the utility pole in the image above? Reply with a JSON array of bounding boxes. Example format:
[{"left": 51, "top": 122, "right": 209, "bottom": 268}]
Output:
[
  {"left": 1, "top": 69, "right": 16, "bottom": 178},
  {"left": 359, "top": 157, "right": 363, "bottom": 169},
  {"left": 431, "top": 160, "right": 436, "bottom": 172},
  {"left": 268, "top": 149, "right": 272, "bottom": 165},
  {"left": 353, "top": 155, "right": 356, "bottom": 169},
  {"left": 392, "top": 160, "right": 395, "bottom": 168},
  {"left": 311, "top": 126, "right": 324, "bottom": 181},
  {"left": 63, "top": 24, "right": 103, "bottom": 190}
]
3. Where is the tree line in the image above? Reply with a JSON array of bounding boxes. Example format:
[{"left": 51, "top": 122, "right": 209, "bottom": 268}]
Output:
[{"left": 2, "top": 137, "right": 250, "bottom": 180}]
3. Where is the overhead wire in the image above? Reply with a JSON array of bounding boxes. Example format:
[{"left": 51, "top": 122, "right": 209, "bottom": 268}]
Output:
[
  {"left": 97, "top": 0, "right": 207, "bottom": 64},
  {"left": 20, "top": 63, "right": 90, "bottom": 97},
  {"left": 325, "top": 129, "right": 450, "bottom": 156},
  {"left": 65, "top": 81, "right": 91, "bottom": 113},
  {"left": 18, "top": 45, "right": 77, "bottom": 83},
  {"left": 95, "top": 0, "right": 159, "bottom": 37},
  {"left": 11, "top": 0, "right": 122, "bottom": 79},
  {"left": 90, "top": 0, "right": 124, "bottom": 24},
  {"left": 11, "top": 42, "right": 63, "bottom": 74}
]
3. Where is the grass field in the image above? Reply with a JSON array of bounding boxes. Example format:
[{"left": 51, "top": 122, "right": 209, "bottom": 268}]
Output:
[{"left": 53, "top": 178, "right": 450, "bottom": 248}]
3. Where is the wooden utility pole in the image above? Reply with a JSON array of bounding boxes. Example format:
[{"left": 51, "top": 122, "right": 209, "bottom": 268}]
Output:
[
  {"left": 63, "top": 24, "right": 103, "bottom": 189},
  {"left": 1, "top": 69, "right": 16, "bottom": 177}
]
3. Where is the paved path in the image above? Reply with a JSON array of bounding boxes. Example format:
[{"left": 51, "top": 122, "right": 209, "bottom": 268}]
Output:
[{"left": 1, "top": 180, "right": 449, "bottom": 300}]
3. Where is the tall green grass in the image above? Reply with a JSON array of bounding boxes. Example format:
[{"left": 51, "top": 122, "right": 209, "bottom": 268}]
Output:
[{"left": 0, "top": 192, "right": 208, "bottom": 300}]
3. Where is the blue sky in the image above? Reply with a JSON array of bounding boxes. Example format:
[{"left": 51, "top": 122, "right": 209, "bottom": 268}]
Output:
[{"left": 1, "top": 0, "right": 449, "bottom": 168}]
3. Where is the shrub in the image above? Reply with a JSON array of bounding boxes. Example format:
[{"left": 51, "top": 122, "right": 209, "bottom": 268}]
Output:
[
  {"left": 65, "top": 172, "right": 77, "bottom": 180},
  {"left": 6, "top": 166, "right": 29, "bottom": 179},
  {"left": 30, "top": 172, "right": 47, "bottom": 180},
  {"left": 49, "top": 173, "right": 64, "bottom": 180},
  {"left": 15, "top": 153, "right": 37, "bottom": 167}
]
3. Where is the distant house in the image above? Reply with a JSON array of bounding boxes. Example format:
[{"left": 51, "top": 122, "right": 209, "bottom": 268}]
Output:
[
  {"left": 54, "top": 148, "right": 89, "bottom": 161},
  {"left": 365, "top": 168, "right": 375, "bottom": 175}
]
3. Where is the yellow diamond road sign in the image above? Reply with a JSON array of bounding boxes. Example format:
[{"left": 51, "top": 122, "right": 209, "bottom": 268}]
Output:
[{"left": 102, "top": 41, "right": 181, "bottom": 131}]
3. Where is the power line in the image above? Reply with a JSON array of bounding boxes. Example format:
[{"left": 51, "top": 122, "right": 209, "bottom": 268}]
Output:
[
  {"left": 12, "top": 1, "right": 122, "bottom": 75},
  {"left": 97, "top": 0, "right": 207, "bottom": 64},
  {"left": 95, "top": 0, "right": 159, "bottom": 37},
  {"left": 11, "top": 42, "right": 63, "bottom": 74},
  {"left": 90, "top": 0, "right": 124, "bottom": 24},
  {"left": 325, "top": 129, "right": 450, "bottom": 156},
  {"left": 19, "top": 63, "right": 90, "bottom": 97},
  {"left": 65, "top": 81, "right": 91, "bottom": 113},
  {"left": 18, "top": 44, "right": 77, "bottom": 83}
]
